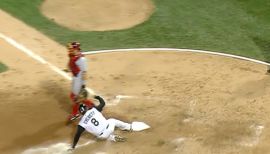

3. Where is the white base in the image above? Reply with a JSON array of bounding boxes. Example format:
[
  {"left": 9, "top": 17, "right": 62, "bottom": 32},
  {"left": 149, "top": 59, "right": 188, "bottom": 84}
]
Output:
[{"left": 131, "top": 122, "right": 150, "bottom": 131}]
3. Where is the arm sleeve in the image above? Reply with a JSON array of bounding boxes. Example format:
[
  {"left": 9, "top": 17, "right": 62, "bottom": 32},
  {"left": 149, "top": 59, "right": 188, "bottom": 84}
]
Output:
[
  {"left": 94, "top": 96, "right": 106, "bottom": 112},
  {"left": 72, "top": 125, "right": 85, "bottom": 149}
]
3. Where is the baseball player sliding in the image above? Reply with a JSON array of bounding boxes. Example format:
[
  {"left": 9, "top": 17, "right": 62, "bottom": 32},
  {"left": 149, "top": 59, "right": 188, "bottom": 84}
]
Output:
[
  {"left": 69, "top": 95, "right": 132, "bottom": 151},
  {"left": 65, "top": 41, "right": 88, "bottom": 120}
]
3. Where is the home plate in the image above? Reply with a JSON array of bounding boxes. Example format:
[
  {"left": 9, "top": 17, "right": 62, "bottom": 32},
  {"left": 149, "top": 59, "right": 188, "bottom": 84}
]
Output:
[{"left": 131, "top": 122, "right": 150, "bottom": 131}]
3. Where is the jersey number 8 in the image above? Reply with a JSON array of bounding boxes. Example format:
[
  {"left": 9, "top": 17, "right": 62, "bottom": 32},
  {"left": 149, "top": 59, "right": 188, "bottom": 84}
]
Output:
[{"left": 91, "top": 118, "right": 99, "bottom": 126}]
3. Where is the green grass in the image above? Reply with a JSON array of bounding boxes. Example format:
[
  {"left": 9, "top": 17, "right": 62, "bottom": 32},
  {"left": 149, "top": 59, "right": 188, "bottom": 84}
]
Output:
[
  {"left": 1, "top": 0, "right": 270, "bottom": 61},
  {"left": 0, "top": 62, "right": 8, "bottom": 73}
]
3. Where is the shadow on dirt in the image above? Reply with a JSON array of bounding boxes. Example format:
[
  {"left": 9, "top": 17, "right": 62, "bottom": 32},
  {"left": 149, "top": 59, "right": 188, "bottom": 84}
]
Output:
[
  {"left": 40, "top": 80, "right": 71, "bottom": 114},
  {"left": 0, "top": 121, "right": 64, "bottom": 152}
]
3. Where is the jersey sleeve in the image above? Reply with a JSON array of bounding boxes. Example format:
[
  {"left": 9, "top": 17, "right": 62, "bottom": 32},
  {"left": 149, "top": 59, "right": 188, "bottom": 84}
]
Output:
[
  {"left": 77, "top": 57, "right": 87, "bottom": 72},
  {"left": 94, "top": 96, "right": 105, "bottom": 112}
]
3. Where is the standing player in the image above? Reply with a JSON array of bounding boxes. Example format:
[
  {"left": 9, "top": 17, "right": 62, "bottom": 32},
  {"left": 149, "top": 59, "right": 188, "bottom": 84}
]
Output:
[
  {"left": 66, "top": 41, "right": 88, "bottom": 120},
  {"left": 69, "top": 95, "right": 132, "bottom": 150}
]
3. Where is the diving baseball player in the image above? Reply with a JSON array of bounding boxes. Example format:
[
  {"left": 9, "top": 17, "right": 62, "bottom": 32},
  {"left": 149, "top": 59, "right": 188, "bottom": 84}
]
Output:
[
  {"left": 66, "top": 41, "right": 88, "bottom": 120},
  {"left": 70, "top": 95, "right": 132, "bottom": 150}
]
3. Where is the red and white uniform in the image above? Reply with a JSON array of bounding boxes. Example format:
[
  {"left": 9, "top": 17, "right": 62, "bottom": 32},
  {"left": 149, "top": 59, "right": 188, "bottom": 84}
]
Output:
[
  {"left": 68, "top": 53, "right": 88, "bottom": 118},
  {"left": 69, "top": 53, "right": 87, "bottom": 96}
]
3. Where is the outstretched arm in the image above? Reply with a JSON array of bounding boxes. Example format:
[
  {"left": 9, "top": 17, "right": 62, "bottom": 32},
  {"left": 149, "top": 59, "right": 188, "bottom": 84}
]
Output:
[
  {"left": 94, "top": 96, "right": 105, "bottom": 112},
  {"left": 71, "top": 125, "right": 85, "bottom": 149}
]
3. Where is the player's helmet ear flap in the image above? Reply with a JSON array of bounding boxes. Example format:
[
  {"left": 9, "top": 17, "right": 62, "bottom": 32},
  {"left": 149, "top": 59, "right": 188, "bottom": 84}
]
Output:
[{"left": 79, "top": 104, "right": 87, "bottom": 114}]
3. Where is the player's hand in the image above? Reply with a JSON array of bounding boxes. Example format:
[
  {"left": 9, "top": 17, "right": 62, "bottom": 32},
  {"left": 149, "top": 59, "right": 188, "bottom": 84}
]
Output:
[{"left": 67, "top": 147, "right": 74, "bottom": 152}]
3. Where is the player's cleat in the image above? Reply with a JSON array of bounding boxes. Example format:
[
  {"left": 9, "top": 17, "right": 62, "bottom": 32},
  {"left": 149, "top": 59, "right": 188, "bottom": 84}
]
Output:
[{"left": 114, "top": 135, "right": 126, "bottom": 142}]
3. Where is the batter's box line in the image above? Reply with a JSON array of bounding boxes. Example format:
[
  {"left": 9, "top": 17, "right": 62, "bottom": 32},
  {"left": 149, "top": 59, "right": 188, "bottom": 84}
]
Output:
[{"left": 105, "top": 95, "right": 170, "bottom": 106}]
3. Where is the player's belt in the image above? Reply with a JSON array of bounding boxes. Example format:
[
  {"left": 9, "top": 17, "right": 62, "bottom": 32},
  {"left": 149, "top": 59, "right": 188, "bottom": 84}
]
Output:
[{"left": 99, "top": 124, "right": 110, "bottom": 136}]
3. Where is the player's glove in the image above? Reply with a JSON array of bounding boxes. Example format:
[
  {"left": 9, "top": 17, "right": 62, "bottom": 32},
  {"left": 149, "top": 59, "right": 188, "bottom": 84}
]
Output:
[{"left": 63, "top": 68, "right": 70, "bottom": 72}]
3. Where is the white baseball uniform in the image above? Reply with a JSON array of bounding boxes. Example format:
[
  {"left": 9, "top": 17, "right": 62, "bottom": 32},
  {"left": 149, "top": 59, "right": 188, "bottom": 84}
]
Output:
[
  {"left": 79, "top": 108, "right": 131, "bottom": 141},
  {"left": 71, "top": 96, "right": 132, "bottom": 149}
]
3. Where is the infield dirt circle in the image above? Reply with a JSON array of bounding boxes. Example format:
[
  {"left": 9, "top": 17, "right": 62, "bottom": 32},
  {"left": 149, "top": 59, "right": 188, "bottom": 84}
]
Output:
[
  {"left": 0, "top": 1, "right": 270, "bottom": 154},
  {"left": 40, "top": 0, "right": 154, "bottom": 31}
]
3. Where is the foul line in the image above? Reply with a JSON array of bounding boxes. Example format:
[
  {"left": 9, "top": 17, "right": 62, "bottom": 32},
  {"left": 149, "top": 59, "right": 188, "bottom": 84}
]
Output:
[
  {"left": 0, "top": 33, "right": 95, "bottom": 94},
  {"left": 84, "top": 48, "right": 270, "bottom": 66}
]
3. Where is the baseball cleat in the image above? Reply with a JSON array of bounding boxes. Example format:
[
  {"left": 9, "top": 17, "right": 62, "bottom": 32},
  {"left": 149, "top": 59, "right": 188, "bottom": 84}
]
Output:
[{"left": 114, "top": 135, "right": 126, "bottom": 142}]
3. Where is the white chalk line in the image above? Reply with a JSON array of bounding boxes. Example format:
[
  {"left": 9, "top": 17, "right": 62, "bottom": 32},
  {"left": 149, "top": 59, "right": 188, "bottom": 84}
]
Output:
[
  {"left": 0, "top": 33, "right": 69, "bottom": 80},
  {"left": 106, "top": 95, "right": 173, "bottom": 106},
  {"left": 0, "top": 32, "right": 96, "bottom": 94},
  {"left": 83, "top": 48, "right": 270, "bottom": 66},
  {"left": 239, "top": 124, "right": 264, "bottom": 147},
  {"left": 104, "top": 95, "right": 135, "bottom": 106},
  {"left": 21, "top": 140, "right": 95, "bottom": 154},
  {"left": 183, "top": 99, "right": 197, "bottom": 123},
  {"left": 112, "top": 95, "right": 134, "bottom": 104}
]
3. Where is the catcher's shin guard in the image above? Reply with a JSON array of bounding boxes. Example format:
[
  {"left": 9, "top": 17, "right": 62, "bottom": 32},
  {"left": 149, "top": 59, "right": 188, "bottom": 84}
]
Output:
[
  {"left": 68, "top": 92, "right": 80, "bottom": 121},
  {"left": 70, "top": 92, "right": 76, "bottom": 102},
  {"left": 71, "top": 103, "right": 80, "bottom": 116},
  {"left": 67, "top": 103, "right": 80, "bottom": 121}
]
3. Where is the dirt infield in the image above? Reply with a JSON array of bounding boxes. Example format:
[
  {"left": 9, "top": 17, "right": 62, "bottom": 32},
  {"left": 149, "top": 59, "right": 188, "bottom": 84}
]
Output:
[
  {"left": 40, "top": 0, "right": 154, "bottom": 31},
  {"left": 1, "top": 7, "right": 270, "bottom": 154}
]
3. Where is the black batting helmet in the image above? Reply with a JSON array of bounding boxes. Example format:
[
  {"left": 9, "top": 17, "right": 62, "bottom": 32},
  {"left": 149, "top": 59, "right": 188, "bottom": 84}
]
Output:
[{"left": 79, "top": 104, "right": 88, "bottom": 114}]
